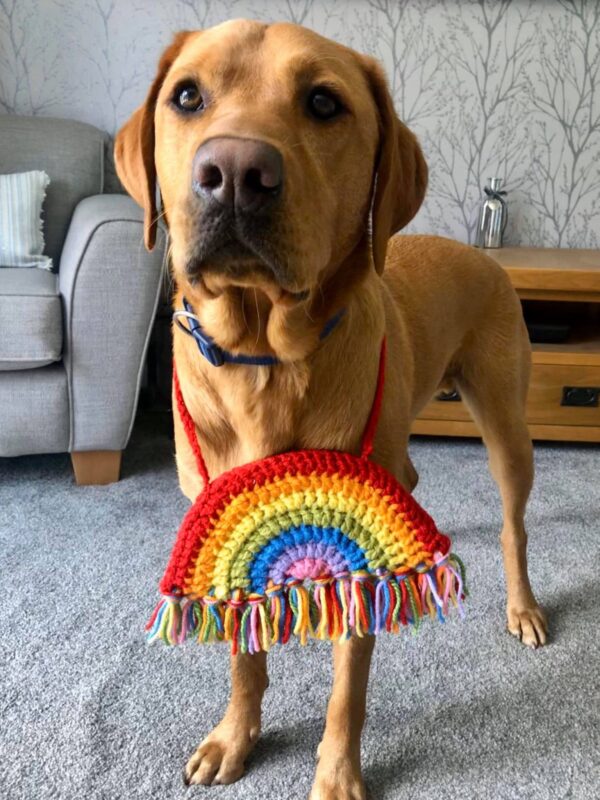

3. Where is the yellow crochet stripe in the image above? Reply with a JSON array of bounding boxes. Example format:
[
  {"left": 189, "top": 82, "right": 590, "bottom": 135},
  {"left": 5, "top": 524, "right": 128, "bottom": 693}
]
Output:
[{"left": 183, "top": 472, "right": 432, "bottom": 597}]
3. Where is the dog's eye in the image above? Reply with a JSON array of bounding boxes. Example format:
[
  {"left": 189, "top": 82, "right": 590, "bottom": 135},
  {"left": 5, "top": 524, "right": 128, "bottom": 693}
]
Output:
[
  {"left": 173, "top": 82, "right": 204, "bottom": 113},
  {"left": 308, "top": 88, "right": 343, "bottom": 121}
]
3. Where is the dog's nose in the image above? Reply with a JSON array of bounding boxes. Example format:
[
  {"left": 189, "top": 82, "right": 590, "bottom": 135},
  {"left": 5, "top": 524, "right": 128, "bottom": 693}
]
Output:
[{"left": 193, "top": 137, "right": 283, "bottom": 212}]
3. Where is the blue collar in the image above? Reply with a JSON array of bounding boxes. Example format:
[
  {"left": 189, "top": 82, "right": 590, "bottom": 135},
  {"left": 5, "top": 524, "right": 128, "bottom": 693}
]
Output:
[{"left": 173, "top": 297, "right": 346, "bottom": 367}]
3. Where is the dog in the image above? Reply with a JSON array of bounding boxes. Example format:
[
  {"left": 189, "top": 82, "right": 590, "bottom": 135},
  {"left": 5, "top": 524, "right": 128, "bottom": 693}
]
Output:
[{"left": 115, "top": 20, "right": 547, "bottom": 799}]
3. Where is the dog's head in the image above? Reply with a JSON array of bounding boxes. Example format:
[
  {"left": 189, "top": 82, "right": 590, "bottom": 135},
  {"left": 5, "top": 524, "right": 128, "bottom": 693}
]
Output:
[{"left": 115, "top": 20, "right": 426, "bottom": 306}]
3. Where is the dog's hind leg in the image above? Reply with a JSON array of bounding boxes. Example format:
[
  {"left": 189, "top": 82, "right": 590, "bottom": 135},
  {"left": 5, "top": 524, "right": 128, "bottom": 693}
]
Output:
[
  {"left": 310, "top": 635, "right": 374, "bottom": 800},
  {"left": 455, "top": 303, "right": 547, "bottom": 648},
  {"left": 184, "top": 651, "right": 268, "bottom": 786}
]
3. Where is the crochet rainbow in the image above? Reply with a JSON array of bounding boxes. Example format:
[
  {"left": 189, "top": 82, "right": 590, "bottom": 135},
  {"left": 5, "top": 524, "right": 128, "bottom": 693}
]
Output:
[{"left": 147, "top": 340, "right": 467, "bottom": 654}]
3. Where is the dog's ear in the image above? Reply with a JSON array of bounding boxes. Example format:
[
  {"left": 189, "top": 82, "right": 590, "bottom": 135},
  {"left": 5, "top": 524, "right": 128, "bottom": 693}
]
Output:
[
  {"left": 360, "top": 56, "right": 428, "bottom": 274},
  {"left": 114, "top": 31, "right": 192, "bottom": 250}
]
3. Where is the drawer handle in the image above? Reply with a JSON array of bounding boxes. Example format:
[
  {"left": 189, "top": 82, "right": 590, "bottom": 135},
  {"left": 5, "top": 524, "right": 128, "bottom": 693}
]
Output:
[
  {"left": 436, "top": 389, "right": 461, "bottom": 402},
  {"left": 561, "top": 386, "right": 599, "bottom": 408}
]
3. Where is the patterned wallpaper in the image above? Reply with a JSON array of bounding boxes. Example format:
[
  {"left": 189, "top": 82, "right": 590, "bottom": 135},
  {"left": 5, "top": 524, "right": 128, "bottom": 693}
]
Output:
[{"left": 1, "top": 0, "right": 599, "bottom": 247}]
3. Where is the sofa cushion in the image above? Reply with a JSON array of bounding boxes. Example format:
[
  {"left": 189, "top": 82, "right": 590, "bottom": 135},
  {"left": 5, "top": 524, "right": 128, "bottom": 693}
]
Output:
[
  {"left": 0, "top": 364, "right": 69, "bottom": 456},
  {"left": 0, "top": 115, "right": 107, "bottom": 267},
  {"left": 0, "top": 268, "right": 62, "bottom": 370}
]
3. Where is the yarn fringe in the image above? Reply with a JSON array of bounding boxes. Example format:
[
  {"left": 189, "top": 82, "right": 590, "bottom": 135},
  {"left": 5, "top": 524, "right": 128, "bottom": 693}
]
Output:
[{"left": 146, "top": 554, "right": 467, "bottom": 654}]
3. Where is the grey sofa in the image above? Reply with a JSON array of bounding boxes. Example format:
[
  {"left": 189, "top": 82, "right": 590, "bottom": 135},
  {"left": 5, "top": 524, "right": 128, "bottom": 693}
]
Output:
[{"left": 0, "top": 114, "right": 166, "bottom": 483}]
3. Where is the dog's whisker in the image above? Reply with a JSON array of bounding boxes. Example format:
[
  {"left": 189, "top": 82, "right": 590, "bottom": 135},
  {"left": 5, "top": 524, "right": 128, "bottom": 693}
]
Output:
[
  {"left": 241, "top": 287, "right": 250, "bottom": 336},
  {"left": 253, "top": 288, "right": 261, "bottom": 348},
  {"left": 151, "top": 208, "right": 168, "bottom": 226}
]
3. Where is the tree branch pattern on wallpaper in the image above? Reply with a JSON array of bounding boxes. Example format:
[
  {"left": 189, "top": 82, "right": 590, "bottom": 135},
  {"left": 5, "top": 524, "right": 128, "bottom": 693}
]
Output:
[
  {"left": 1, "top": 0, "right": 599, "bottom": 247},
  {"left": 525, "top": 0, "right": 600, "bottom": 247}
]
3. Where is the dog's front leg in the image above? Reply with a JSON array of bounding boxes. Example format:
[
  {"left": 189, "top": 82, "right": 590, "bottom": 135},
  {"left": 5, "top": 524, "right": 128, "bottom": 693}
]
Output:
[
  {"left": 310, "top": 635, "right": 375, "bottom": 800},
  {"left": 185, "top": 651, "right": 268, "bottom": 786}
]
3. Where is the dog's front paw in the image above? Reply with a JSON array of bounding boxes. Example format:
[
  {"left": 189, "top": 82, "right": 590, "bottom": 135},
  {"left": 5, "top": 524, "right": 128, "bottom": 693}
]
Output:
[
  {"left": 184, "top": 719, "right": 260, "bottom": 786},
  {"left": 309, "top": 750, "right": 366, "bottom": 800},
  {"left": 507, "top": 603, "right": 548, "bottom": 648}
]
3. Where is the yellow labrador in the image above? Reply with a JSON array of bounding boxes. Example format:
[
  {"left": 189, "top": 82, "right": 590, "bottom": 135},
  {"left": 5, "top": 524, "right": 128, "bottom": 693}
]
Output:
[{"left": 115, "top": 20, "right": 547, "bottom": 799}]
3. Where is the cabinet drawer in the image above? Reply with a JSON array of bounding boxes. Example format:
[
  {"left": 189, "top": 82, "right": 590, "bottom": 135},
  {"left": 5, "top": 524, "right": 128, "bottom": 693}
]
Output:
[
  {"left": 417, "top": 364, "right": 600, "bottom": 427},
  {"left": 526, "top": 364, "right": 600, "bottom": 425}
]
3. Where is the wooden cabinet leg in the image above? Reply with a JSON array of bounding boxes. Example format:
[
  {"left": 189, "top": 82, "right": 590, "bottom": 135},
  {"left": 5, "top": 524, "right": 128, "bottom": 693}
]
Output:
[{"left": 71, "top": 450, "right": 122, "bottom": 485}]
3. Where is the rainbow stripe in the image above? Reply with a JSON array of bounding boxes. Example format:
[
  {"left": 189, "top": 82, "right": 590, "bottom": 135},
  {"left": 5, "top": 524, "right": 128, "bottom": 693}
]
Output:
[{"left": 147, "top": 448, "right": 467, "bottom": 653}]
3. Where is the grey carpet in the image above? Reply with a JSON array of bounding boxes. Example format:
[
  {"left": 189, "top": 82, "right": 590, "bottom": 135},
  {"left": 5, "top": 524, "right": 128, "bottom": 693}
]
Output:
[{"left": 1, "top": 412, "right": 599, "bottom": 800}]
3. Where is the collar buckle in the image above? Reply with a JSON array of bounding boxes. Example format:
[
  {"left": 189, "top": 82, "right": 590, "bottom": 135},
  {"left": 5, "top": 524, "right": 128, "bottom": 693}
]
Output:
[
  {"left": 183, "top": 299, "right": 224, "bottom": 366},
  {"left": 193, "top": 332, "right": 225, "bottom": 367},
  {"left": 173, "top": 307, "right": 225, "bottom": 367}
]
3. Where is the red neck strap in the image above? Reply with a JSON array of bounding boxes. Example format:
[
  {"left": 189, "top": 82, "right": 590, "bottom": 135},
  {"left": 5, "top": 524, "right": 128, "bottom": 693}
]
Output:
[
  {"left": 173, "top": 366, "right": 210, "bottom": 485},
  {"left": 359, "top": 336, "right": 387, "bottom": 459},
  {"left": 173, "top": 337, "right": 387, "bottom": 483}
]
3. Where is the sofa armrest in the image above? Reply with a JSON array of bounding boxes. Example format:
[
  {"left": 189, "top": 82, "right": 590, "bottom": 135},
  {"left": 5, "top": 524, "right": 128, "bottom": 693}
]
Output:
[{"left": 59, "top": 194, "right": 166, "bottom": 452}]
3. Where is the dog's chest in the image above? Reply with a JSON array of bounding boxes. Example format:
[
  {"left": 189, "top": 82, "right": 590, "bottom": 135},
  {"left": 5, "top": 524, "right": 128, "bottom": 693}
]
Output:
[
  {"left": 206, "top": 364, "right": 311, "bottom": 471},
  {"left": 184, "top": 354, "right": 378, "bottom": 483}
]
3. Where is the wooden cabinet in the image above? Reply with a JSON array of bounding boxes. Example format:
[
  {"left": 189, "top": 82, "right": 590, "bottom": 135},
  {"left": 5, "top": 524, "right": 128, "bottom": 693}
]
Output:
[{"left": 413, "top": 247, "right": 600, "bottom": 443}]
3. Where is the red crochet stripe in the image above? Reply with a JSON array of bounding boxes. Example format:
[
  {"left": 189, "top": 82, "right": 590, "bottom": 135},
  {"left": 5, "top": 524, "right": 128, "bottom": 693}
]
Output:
[{"left": 159, "top": 448, "right": 449, "bottom": 595}]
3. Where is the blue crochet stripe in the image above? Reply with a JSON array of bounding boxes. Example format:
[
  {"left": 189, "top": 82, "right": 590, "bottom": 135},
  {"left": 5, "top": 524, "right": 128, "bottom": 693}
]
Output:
[
  {"left": 177, "top": 298, "right": 346, "bottom": 367},
  {"left": 248, "top": 525, "right": 368, "bottom": 594}
]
